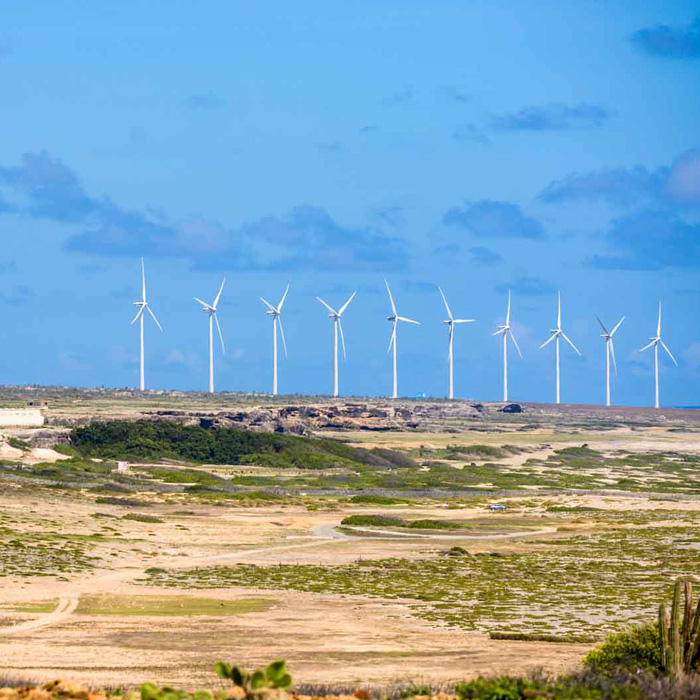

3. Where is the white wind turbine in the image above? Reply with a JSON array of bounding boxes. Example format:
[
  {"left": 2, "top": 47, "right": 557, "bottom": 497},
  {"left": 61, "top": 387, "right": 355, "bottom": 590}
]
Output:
[
  {"left": 493, "top": 290, "right": 522, "bottom": 402},
  {"left": 385, "top": 279, "right": 420, "bottom": 399},
  {"left": 194, "top": 278, "right": 226, "bottom": 394},
  {"left": 639, "top": 301, "right": 677, "bottom": 409},
  {"left": 539, "top": 292, "right": 581, "bottom": 404},
  {"left": 130, "top": 257, "right": 163, "bottom": 391},
  {"left": 316, "top": 292, "right": 356, "bottom": 398},
  {"left": 437, "top": 286, "right": 474, "bottom": 400},
  {"left": 260, "top": 285, "right": 290, "bottom": 396},
  {"left": 596, "top": 315, "right": 624, "bottom": 407}
]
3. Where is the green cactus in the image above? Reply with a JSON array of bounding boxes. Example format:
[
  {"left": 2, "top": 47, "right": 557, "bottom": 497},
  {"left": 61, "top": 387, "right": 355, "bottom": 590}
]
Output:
[
  {"left": 215, "top": 660, "right": 292, "bottom": 698},
  {"left": 658, "top": 578, "right": 700, "bottom": 676}
]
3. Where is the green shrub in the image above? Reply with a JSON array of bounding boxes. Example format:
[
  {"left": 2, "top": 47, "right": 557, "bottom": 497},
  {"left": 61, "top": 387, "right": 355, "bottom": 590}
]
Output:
[
  {"left": 70, "top": 420, "right": 398, "bottom": 470},
  {"left": 583, "top": 624, "right": 662, "bottom": 675},
  {"left": 340, "top": 514, "right": 404, "bottom": 527},
  {"left": 407, "top": 519, "right": 462, "bottom": 530},
  {"left": 52, "top": 443, "right": 77, "bottom": 456},
  {"left": 215, "top": 659, "right": 291, "bottom": 698},
  {"left": 122, "top": 513, "right": 163, "bottom": 524},
  {"left": 7, "top": 436, "right": 31, "bottom": 451}
]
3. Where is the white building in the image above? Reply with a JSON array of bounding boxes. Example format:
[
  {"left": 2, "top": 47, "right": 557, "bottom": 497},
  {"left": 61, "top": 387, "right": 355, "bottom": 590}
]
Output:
[{"left": 0, "top": 409, "right": 45, "bottom": 427}]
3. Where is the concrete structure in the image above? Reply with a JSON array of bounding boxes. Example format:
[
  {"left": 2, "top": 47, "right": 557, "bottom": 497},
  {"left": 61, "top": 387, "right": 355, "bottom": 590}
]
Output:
[{"left": 0, "top": 409, "right": 45, "bottom": 427}]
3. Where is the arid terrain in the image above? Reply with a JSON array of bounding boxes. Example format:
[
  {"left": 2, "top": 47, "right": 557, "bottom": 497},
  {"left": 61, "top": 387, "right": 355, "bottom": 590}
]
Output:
[{"left": 1, "top": 388, "right": 699, "bottom": 690}]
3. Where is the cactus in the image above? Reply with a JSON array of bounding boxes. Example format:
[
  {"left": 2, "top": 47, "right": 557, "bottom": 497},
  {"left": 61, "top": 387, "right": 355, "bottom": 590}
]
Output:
[
  {"left": 658, "top": 578, "right": 700, "bottom": 675},
  {"left": 215, "top": 660, "right": 292, "bottom": 698}
]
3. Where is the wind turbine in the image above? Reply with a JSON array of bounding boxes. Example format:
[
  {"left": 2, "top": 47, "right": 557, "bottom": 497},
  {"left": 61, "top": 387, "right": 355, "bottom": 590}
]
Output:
[
  {"left": 639, "top": 301, "right": 677, "bottom": 409},
  {"left": 539, "top": 292, "right": 581, "bottom": 404},
  {"left": 316, "top": 292, "right": 356, "bottom": 398},
  {"left": 260, "top": 285, "right": 289, "bottom": 396},
  {"left": 596, "top": 315, "right": 624, "bottom": 407},
  {"left": 130, "top": 257, "right": 163, "bottom": 391},
  {"left": 385, "top": 279, "right": 420, "bottom": 399},
  {"left": 493, "top": 290, "right": 522, "bottom": 402},
  {"left": 437, "top": 286, "right": 474, "bottom": 400},
  {"left": 194, "top": 278, "right": 226, "bottom": 394}
]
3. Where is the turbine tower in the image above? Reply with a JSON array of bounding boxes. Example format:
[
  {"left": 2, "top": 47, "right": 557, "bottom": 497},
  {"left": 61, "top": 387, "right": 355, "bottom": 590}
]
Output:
[
  {"left": 493, "top": 290, "right": 522, "bottom": 402},
  {"left": 539, "top": 292, "right": 581, "bottom": 404},
  {"left": 385, "top": 279, "right": 420, "bottom": 399},
  {"left": 596, "top": 315, "right": 624, "bottom": 407},
  {"left": 316, "top": 292, "right": 356, "bottom": 398},
  {"left": 130, "top": 257, "right": 163, "bottom": 391},
  {"left": 639, "top": 301, "right": 677, "bottom": 409},
  {"left": 260, "top": 285, "right": 289, "bottom": 396},
  {"left": 194, "top": 277, "right": 226, "bottom": 393},
  {"left": 437, "top": 286, "right": 474, "bottom": 400}
]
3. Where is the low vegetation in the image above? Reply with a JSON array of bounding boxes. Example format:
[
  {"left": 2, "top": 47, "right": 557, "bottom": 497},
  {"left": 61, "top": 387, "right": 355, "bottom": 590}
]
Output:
[{"left": 70, "top": 421, "right": 401, "bottom": 470}]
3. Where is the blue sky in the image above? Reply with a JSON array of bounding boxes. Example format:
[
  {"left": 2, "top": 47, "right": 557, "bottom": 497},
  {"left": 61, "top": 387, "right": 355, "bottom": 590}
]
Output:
[{"left": 0, "top": 1, "right": 699, "bottom": 406}]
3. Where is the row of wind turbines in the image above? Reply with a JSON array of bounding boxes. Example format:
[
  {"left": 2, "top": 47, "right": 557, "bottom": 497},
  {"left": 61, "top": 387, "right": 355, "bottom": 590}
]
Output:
[{"left": 130, "top": 259, "right": 678, "bottom": 408}]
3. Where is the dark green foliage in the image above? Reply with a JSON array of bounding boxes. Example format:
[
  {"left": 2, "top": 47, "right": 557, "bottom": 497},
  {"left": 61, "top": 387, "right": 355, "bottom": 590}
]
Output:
[
  {"left": 215, "top": 660, "right": 291, "bottom": 698},
  {"left": 70, "top": 420, "right": 396, "bottom": 470},
  {"left": 583, "top": 625, "right": 662, "bottom": 675}
]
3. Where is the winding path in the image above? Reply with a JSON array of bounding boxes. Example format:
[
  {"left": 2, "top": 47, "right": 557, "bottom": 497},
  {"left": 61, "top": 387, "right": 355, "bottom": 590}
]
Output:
[{"left": 4, "top": 521, "right": 555, "bottom": 635}]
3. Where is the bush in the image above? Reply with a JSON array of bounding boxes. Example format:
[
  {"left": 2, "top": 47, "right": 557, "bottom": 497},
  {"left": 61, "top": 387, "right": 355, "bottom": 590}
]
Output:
[
  {"left": 340, "top": 514, "right": 404, "bottom": 528},
  {"left": 122, "top": 513, "right": 163, "bottom": 524},
  {"left": 7, "top": 436, "right": 31, "bottom": 451},
  {"left": 583, "top": 624, "right": 662, "bottom": 675}
]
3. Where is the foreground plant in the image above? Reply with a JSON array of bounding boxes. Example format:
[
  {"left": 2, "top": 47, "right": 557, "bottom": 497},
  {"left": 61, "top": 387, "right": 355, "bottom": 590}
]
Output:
[
  {"left": 215, "top": 660, "right": 292, "bottom": 698},
  {"left": 658, "top": 578, "right": 700, "bottom": 676}
]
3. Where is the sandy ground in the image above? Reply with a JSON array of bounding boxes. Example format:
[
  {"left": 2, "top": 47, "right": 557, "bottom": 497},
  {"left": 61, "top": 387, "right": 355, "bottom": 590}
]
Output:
[
  {"left": 1, "top": 414, "right": 699, "bottom": 689},
  {"left": 0, "top": 487, "right": 594, "bottom": 689}
]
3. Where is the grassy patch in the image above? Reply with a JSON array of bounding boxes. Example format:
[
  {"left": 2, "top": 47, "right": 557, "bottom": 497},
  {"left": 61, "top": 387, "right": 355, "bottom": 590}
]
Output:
[{"left": 75, "top": 594, "right": 272, "bottom": 616}]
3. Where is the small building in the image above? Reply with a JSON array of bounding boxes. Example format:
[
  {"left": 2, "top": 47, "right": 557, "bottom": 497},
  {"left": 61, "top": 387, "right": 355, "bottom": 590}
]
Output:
[{"left": 0, "top": 408, "right": 45, "bottom": 427}]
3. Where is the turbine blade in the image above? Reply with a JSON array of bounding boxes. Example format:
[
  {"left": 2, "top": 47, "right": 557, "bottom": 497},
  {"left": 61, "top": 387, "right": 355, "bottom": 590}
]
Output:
[
  {"left": 213, "top": 313, "right": 225, "bottom": 354},
  {"left": 506, "top": 289, "right": 512, "bottom": 326},
  {"left": 277, "top": 284, "right": 290, "bottom": 311},
  {"left": 437, "top": 286, "right": 453, "bottom": 321},
  {"left": 338, "top": 318, "right": 347, "bottom": 360},
  {"left": 509, "top": 330, "right": 523, "bottom": 359},
  {"left": 397, "top": 316, "right": 420, "bottom": 325},
  {"left": 212, "top": 277, "right": 226, "bottom": 310},
  {"left": 596, "top": 316, "right": 609, "bottom": 335},
  {"left": 539, "top": 333, "right": 557, "bottom": 349},
  {"left": 194, "top": 297, "right": 209, "bottom": 308},
  {"left": 141, "top": 257, "right": 146, "bottom": 302},
  {"left": 609, "top": 338, "right": 618, "bottom": 375},
  {"left": 447, "top": 323, "right": 453, "bottom": 359},
  {"left": 260, "top": 297, "right": 276, "bottom": 312},
  {"left": 660, "top": 340, "right": 678, "bottom": 367},
  {"left": 639, "top": 340, "right": 655, "bottom": 353},
  {"left": 493, "top": 328, "right": 506, "bottom": 336},
  {"left": 610, "top": 316, "right": 625, "bottom": 336},
  {"left": 130, "top": 307, "right": 145, "bottom": 325},
  {"left": 387, "top": 321, "right": 397, "bottom": 353},
  {"left": 657, "top": 300, "right": 662, "bottom": 338},
  {"left": 453, "top": 319, "right": 475, "bottom": 324},
  {"left": 557, "top": 291, "right": 561, "bottom": 330},
  {"left": 561, "top": 332, "right": 582, "bottom": 356},
  {"left": 384, "top": 278, "right": 397, "bottom": 316},
  {"left": 277, "top": 316, "right": 288, "bottom": 357},
  {"left": 338, "top": 291, "right": 356, "bottom": 316},
  {"left": 147, "top": 305, "right": 163, "bottom": 332},
  {"left": 316, "top": 297, "right": 336, "bottom": 315}
]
